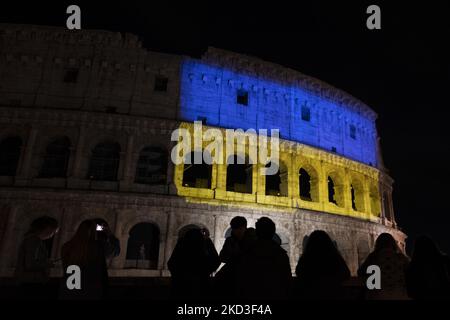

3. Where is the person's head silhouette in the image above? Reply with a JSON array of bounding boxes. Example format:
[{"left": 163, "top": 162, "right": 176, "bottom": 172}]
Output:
[
  {"left": 230, "top": 216, "right": 247, "bottom": 240},
  {"left": 374, "top": 232, "right": 399, "bottom": 252},
  {"left": 303, "top": 230, "right": 337, "bottom": 256},
  {"left": 255, "top": 217, "right": 276, "bottom": 240}
]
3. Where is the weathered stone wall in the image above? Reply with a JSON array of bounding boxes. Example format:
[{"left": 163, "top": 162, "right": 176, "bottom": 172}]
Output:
[
  {"left": 0, "top": 24, "right": 181, "bottom": 119},
  {"left": 0, "top": 189, "right": 406, "bottom": 277},
  {"left": 180, "top": 56, "right": 378, "bottom": 166},
  {"left": 0, "top": 24, "right": 405, "bottom": 280}
]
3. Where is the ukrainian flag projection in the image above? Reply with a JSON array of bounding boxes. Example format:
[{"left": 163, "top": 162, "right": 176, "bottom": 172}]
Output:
[
  {"left": 174, "top": 59, "right": 383, "bottom": 222},
  {"left": 172, "top": 122, "right": 382, "bottom": 222},
  {"left": 179, "top": 59, "right": 378, "bottom": 166}
]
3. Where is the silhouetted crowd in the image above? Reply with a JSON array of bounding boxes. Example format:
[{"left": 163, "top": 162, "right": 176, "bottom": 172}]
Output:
[
  {"left": 167, "top": 216, "right": 450, "bottom": 300},
  {"left": 14, "top": 215, "right": 450, "bottom": 300}
]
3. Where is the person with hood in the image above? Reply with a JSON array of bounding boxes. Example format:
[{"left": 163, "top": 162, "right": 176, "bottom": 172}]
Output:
[
  {"left": 358, "top": 233, "right": 410, "bottom": 300},
  {"left": 406, "top": 235, "right": 450, "bottom": 299},
  {"left": 168, "top": 227, "right": 220, "bottom": 299},
  {"left": 295, "top": 230, "right": 350, "bottom": 299}
]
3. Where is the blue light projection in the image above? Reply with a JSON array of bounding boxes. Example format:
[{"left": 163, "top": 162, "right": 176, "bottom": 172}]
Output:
[{"left": 179, "top": 59, "right": 377, "bottom": 166}]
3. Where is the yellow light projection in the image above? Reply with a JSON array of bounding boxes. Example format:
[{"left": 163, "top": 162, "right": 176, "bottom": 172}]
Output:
[{"left": 173, "top": 122, "right": 382, "bottom": 222}]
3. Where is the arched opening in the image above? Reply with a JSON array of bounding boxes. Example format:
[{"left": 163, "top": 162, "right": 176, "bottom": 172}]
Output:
[
  {"left": 226, "top": 155, "right": 253, "bottom": 194},
  {"left": 87, "top": 142, "right": 121, "bottom": 181},
  {"left": 0, "top": 136, "right": 22, "bottom": 176},
  {"left": 327, "top": 174, "right": 344, "bottom": 207},
  {"left": 135, "top": 146, "right": 167, "bottom": 185},
  {"left": 39, "top": 137, "right": 71, "bottom": 178},
  {"left": 125, "top": 222, "right": 160, "bottom": 269},
  {"left": 350, "top": 179, "right": 365, "bottom": 212},
  {"left": 265, "top": 161, "right": 288, "bottom": 196},
  {"left": 299, "top": 166, "right": 319, "bottom": 202},
  {"left": 182, "top": 151, "right": 212, "bottom": 188}
]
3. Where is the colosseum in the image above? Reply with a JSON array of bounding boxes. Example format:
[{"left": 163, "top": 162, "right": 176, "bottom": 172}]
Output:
[{"left": 0, "top": 24, "right": 405, "bottom": 279}]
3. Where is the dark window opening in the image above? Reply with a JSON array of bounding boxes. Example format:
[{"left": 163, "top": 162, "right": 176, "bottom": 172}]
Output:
[
  {"left": 154, "top": 76, "right": 168, "bottom": 92},
  {"left": 197, "top": 116, "right": 207, "bottom": 125},
  {"left": 299, "top": 168, "right": 312, "bottom": 201},
  {"left": 126, "top": 223, "right": 160, "bottom": 269},
  {"left": 265, "top": 162, "right": 288, "bottom": 197},
  {"left": 0, "top": 136, "right": 22, "bottom": 176},
  {"left": 328, "top": 176, "right": 337, "bottom": 204},
  {"left": 236, "top": 89, "right": 248, "bottom": 106},
  {"left": 331, "top": 146, "right": 337, "bottom": 153},
  {"left": 39, "top": 137, "right": 71, "bottom": 178},
  {"left": 135, "top": 147, "right": 167, "bottom": 185},
  {"left": 105, "top": 106, "right": 117, "bottom": 113},
  {"left": 351, "top": 185, "right": 357, "bottom": 210},
  {"left": 301, "top": 105, "right": 311, "bottom": 122},
  {"left": 182, "top": 152, "right": 212, "bottom": 188},
  {"left": 64, "top": 68, "right": 79, "bottom": 83},
  {"left": 350, "top": 125, "right": 356, "bottom": 139},
  {"left": 226, "top": 155, "right": 252, "bottom": 193},
  {"left": 87, "top": 142, "right": 121, "bottom": 181}
]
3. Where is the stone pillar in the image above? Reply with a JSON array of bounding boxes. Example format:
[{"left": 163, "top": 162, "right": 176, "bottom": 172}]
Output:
[
  {"left": 342, "top": 171, "right": 353, "bottom": 210},
  {"left": 166, "top": 144, "right": 176, "bottom": 194},
  {"left": 363, "top": 182, "right": 372, "bottom": 217},
  {"left": 70, "top": 126, "right": 86, "bottom": 178},
  {"left": 387, "top": 191, "right": 396, "bottom": 227},
  {"left": 119, "top": 134, "right": 135, "bottom": 191},
  {"left": 380, "top": 186, "right": 387, "bottom": 224},
  {"left": 163, "top": 211, "right": 174, "bottom": 270},
  {"left": 213, "top": 214, "right": 222, "bottom": 252},
  {"left": 15, "top": 127, "right": 38, "bottom": 186},
  {"left": 318, "top": 161, "right": 328, "bottom": 210}
]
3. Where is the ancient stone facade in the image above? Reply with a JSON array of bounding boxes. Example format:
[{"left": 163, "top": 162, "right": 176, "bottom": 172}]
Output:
[{"left": 0, "top": 24, "right": 405, "bottom": 278}]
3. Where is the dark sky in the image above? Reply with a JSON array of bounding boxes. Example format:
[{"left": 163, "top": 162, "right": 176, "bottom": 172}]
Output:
[{"left": 2, "top": 1, "right": 449, "bottom": 254}]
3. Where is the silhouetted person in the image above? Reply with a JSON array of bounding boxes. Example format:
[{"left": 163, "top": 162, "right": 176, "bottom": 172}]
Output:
[
  {"left": 15, "top": 216, "right": 59, "bottom": 299},
  {"left": 215, "top": 216, "right": 247, "bottom": 298},
  {"left": 60, "top": 220, "right": 117, "bottom": 299},
  {"left": 406, "top": 235, "right": 450, "bottom": 299},
  {"left": 295, "top": 230, "right": 350, "bottom": 299},
  {"left": 91, "top": 219, "right": 121, "bottom": 263},
  {"left": 358, "top": 233, "right": 410, "bottom": 300},
  {"left": 168, "top": 228, "right": 220, "bottom": 299},
  {"left": 237, "top": 217, "right": 292, "bottom": 299}
]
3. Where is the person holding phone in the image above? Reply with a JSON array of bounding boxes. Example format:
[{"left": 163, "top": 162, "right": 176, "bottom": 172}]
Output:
[{"left": 59, "top": 219, "right": 120, "bottom": 300}]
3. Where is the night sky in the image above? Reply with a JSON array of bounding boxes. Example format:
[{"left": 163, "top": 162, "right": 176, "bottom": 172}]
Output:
[{"left": 2, "top": 1, "right": 449, "bottom": 254}]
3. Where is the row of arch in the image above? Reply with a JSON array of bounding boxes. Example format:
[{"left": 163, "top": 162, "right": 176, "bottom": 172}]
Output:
[
  {"left": 0, "top": 136, "right": 167, "bottom": 184},
  {"left": 182, "top": 153, "right": 382, "bottom": 215},
  {"left": 0, "top": 135, "right": 388, "bottom": 217}
]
